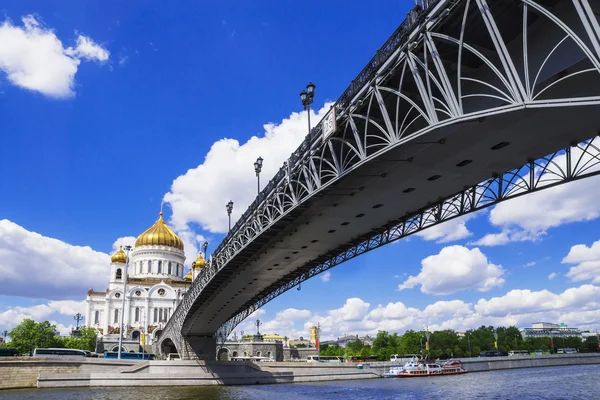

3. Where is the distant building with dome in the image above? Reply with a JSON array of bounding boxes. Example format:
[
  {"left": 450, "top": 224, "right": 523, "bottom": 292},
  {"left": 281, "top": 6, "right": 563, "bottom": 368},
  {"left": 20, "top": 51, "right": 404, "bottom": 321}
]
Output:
[{"left": 85, "top": 212, "right": 206, "bottom": 353}]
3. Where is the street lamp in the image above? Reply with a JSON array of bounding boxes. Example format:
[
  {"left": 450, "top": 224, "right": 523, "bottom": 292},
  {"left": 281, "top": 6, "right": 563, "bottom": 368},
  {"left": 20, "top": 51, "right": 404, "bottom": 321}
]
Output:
[
  {"left": 254, "top": 157, "right": 263, "bottom": 194},
  {"left": 74, "top": 313, "right": 83, "bottom": 330},
  {"left": 202, "top": 241, "right": 208, "bottom": 259},
  {"left": 226, "top": 201, "right": 234, "bottom": 231},
  {"left": 118, "top": 245, "right": 132, "bottom": 360},
  {"left": 300, "top": 82, "right": 316, "bottom": 135}
]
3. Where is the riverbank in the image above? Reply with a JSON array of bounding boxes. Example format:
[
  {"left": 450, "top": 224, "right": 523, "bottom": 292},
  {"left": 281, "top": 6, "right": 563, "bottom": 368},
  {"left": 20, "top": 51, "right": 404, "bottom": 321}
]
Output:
[{"left": 1, "top": 353, "right": 599, "bottom": 389}]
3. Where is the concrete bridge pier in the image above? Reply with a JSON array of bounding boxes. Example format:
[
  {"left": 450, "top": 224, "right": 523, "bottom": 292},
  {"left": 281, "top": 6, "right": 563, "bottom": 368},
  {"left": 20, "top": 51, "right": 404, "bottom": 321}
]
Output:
[{"left": 185, "top": 336, "right": 217, "bottom": 361}]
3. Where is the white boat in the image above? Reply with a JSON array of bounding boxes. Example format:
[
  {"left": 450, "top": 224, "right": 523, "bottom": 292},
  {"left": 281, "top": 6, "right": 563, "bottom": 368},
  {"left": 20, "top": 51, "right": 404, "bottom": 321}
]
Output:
[{"left": 384, "top": 357, "right": 467, "bottom": 378}]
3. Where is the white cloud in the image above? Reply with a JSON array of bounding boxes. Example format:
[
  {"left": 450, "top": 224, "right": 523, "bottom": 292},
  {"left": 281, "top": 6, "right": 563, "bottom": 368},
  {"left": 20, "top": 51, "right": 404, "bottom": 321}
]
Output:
[
  {"left": 525, "top": 261, "right": 536, "bottom": 267},
  {"left": 415, "top": 214, "right": 475, "bottom": 243},
  {"left": 64, "top": 35, "right": 109, "bottom": 61},
  {"left": 163, "top": 104, "right": 334, "bottom": 234},
  {"left": 0, "top": 15, "right": 109, "bottom": 98},
  {"left": 0, "top": 300, "right": 85, "bottom": 335},
  {"left": 548, "top": 272, "right": 558, "bottom": 280},
  {"left": 0, "top": 219, "right": 109, "bottom": 299},
  {"left": 250, "top": 285, "right": 600, "bottom": 340},
  {"left": 562, "top": 239, "right": 600, "bottom": 284},
  {"left": 320, "top": 271, "right": 331, "bottom": 282},
  {"left": 472, "top": 140, "right": 600, "bottom": 245},
  {"left": 398, "top": 245, "right": 505, "bottom": 295}
]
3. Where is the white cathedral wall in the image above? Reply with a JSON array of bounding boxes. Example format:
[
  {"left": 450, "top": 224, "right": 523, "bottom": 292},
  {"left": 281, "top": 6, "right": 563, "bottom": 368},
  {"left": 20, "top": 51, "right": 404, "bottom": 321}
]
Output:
[
  {"left": 86, "top": 282, "right": 187, "bottom": 345},
  {"left": 128, "top": 246, "right": 186, "bottom": 281}
]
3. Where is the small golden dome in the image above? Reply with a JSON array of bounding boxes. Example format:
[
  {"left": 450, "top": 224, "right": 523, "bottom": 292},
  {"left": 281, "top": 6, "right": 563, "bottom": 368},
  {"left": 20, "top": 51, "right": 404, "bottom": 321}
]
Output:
[
  {"left": 192, "top": 253, "right": 206, "bottom": 269},
  {"left": 184, "top": 270, "right": 193, "bottom": 281},
  {"left": 111, "top": 246, "right": 127, "bottom": 264},
  {"left": 135, "top": 212, "right": 184, "bottom": 250}
]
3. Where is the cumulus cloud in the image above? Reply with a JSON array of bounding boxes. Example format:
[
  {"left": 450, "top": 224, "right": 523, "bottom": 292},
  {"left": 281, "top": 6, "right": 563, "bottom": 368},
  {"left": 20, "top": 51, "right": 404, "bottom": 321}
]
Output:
[
  {"left": 247, "top": 285, "right": 600, "bottom": 340},
  {"left": 398, "top": 245, "right": 505, "bottom": 295},
  {"left": 548, "top": 272, "right": 558, "bottom": 280},
  {"left": 0, "top": 219, "right": 109, "bottom": 299},
  {"left": 320, "top": 271, "right": 331, "bottom": 282},
  {"left": 0, "top": 15, "right": 109, "bottom": 98},
  {"left": 562, "top": 239, "right": 600, "bottom": 284},
  {"left": 0, "top": 300, "right": 85, "bottom": 335},
  {"left": 472, "top": 140, "right": 600, "bottom": 246},
  {"left": 415, "top": 214, "right": 475, "bottom": 243},
  {"left": 163, "top": 104, "right": 334, "bottom": 234}
]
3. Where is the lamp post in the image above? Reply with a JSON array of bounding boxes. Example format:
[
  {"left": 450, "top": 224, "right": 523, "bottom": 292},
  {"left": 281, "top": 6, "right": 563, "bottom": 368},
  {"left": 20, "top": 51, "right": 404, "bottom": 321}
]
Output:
[
  {"left": 118, "top": 245, "right": 132, "bottom": 360},
  {"left": 202, "top": 241, "right": 208, "bottom": 259},
  {"left": 467, "top": 331, "right": 472, "bottom": 358},
  {"left": 299, "top": 82, "right": 316, "bottom": 135},
  {"left": 254, "top": 157, "right": 263, "bottom": 194},
  {"left": 74, "top": 313, "right": 83, "bottom": 330},
  {"left": 317, "top": 322, "right": 321, "bottom": 362},
  {"left": 226, "top": 201, "right": 234, "bottom": 232}
]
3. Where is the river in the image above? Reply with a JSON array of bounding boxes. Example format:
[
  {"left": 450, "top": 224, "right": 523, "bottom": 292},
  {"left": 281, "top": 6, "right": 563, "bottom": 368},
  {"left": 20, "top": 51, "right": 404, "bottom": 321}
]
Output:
[{"left": 1, "top": 364, "right": 598, "bottom": 399}]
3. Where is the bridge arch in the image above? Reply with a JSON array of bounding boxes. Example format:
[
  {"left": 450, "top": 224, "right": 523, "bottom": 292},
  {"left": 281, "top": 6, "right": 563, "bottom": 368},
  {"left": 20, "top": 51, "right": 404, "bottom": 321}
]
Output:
[
  {"left": 160, "top": 338, "right": 177, "bottom": 357},
  {"left": 160, "top": 0, "right": 600, "bottom": 359}
]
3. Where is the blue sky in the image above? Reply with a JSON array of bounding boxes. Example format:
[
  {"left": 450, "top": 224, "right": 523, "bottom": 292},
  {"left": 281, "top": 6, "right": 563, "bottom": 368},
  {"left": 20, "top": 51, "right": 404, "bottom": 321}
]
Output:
[{"left": 1, "top": 1, "right": 600, "bottom": 340}]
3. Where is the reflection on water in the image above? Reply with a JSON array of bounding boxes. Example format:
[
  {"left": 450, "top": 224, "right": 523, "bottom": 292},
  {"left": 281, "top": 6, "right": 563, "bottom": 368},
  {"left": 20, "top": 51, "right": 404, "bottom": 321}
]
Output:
[{"left": 1, "top": 364, "right": 598, "bottom": 400}]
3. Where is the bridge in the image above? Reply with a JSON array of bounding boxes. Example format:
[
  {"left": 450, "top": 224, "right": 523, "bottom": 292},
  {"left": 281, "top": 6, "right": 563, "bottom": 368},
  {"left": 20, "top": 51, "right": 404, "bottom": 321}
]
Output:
[{"left": 156, "top": 0, "right": 600, "bottom": 360}]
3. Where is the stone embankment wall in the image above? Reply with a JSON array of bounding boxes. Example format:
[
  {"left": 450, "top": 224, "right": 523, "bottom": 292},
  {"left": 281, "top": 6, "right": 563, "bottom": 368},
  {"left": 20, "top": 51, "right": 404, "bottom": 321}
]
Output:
[
  {"left": 0, "top": 357, "right": 136, "bottom": 390},
  {"left": 2, "top": 353, "right": 600, "bottom": 389}
]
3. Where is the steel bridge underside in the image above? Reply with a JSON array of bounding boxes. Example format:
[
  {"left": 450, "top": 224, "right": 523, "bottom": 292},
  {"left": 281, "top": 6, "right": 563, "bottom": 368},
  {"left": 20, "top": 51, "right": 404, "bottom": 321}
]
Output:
[{"left": 172, "top": 0, "right": 600, "bottom": 347}]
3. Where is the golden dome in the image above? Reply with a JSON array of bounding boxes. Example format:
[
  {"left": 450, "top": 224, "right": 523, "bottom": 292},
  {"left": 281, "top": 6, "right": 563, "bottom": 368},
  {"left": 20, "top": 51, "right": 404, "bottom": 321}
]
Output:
[
  {"left": 192, "top": 253, "right": 206, "bottom": 269},
  {"left": 184, "top": 270, "right": 193, "bottom": 281},
  {"left": 135, "top": 212, "right": 184, "bottom": 250},
  {"left": 111, "top": 246, "right": 127, "bottom": 264}
]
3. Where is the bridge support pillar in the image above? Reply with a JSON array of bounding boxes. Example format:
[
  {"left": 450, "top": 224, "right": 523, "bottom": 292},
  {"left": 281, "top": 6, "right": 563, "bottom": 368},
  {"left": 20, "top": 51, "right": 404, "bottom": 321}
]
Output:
[{"left": 186, "top": 336, "right": 217, "bottom": 361}]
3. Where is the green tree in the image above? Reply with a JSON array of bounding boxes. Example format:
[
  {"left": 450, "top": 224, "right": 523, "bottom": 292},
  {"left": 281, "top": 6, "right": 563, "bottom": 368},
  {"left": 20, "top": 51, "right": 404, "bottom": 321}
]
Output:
[
  {"left": 346, "top": 339, "right": 364, "bottom": 356},
  {"left": 61, "top": 327, "right": 98, "bottom": 352},
  {"left": 9, "top": 319, "right": 62, "bottom": 355}
]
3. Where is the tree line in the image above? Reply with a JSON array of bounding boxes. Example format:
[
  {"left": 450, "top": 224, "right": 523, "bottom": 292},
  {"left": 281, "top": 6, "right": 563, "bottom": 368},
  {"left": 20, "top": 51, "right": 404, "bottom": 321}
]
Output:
[
  {"left": 320, "top": 326, "right": 600, "bottom": 360},
  {"left": 0, "top": 319, "right": 97, "bottom": 355}
]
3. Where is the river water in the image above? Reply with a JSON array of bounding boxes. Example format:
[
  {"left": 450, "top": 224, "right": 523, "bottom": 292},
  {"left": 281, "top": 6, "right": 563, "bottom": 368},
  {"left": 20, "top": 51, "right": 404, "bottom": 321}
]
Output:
[{"left": 1, "top": 364, "right": 598, "bottom": 399}]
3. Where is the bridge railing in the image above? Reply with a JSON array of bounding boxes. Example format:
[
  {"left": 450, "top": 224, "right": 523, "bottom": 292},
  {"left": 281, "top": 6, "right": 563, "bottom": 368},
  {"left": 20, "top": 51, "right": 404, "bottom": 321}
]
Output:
[{"left": 213, "top": 0, "right": 442, "bottom": 257}]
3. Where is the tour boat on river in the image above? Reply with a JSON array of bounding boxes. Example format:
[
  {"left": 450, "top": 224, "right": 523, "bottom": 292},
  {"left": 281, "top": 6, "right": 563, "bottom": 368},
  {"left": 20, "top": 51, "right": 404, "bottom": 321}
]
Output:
[{"left": 384, "top": 357, "right": 468, "bottom": 377}]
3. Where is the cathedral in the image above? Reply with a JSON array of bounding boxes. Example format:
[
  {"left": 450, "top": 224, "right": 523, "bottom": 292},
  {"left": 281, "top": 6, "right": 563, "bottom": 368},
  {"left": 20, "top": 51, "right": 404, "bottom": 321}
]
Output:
[{"left": 85, "top": 212, "right": 205, "bottom": 352}]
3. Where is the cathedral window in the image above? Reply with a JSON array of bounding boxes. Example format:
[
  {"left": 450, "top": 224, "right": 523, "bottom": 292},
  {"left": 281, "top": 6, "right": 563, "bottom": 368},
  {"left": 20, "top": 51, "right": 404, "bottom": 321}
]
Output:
[
  {"left": 148, "top": 261, "right": 152, "bottom": 273},
  {"left": 158, "top": 261, "right": 162, "bottom": 274},
  {"left": 159, "top": 308, "right": 163, "bottom": 322},
  {"left": 94, "top": 311, "right": 99, "bottom": 324},
  {"left": 115, "top": 268, "right": 122, "bottom": 280},
  {"left": 135, "top": 307, "right": 140, "bottom": 322},
  {"left": 114, "top": 309, "right": 119, "bottom": 324},
  {"left": 168, "top": 262, "right": 172, "bottom": 275},
  {"left": 153, "top": 308, "right": 158, "bottom": 323}
]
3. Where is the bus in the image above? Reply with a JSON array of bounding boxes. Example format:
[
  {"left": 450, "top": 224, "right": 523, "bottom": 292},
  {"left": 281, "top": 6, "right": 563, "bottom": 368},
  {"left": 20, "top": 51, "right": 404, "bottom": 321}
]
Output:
[
  {"left": 306, "top": 356, "right": 344, "bottom": 363},
  {"left": 0, "top": 348, "right": 20, "bottom": 357},
  {"left": 33, "top": 348, "right": 87, "bottom": 357},
  {"left": 230, "top": 356, "right": 274, "bottom": 362},
  {"left": 508, "top": 350, "right": 530, "bottom": 356},
  {"left": 103, "top": 351, "right": 155, "bottom": 360},
  {"left": 557, "top": 348, "right": 577, "bottom": 354}
]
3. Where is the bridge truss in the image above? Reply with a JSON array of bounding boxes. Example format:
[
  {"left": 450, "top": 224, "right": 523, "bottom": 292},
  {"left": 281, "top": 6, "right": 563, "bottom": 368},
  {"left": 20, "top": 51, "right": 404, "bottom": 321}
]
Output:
[{"left": 158, "top": 0, "right": 600, "bottom": 357}]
